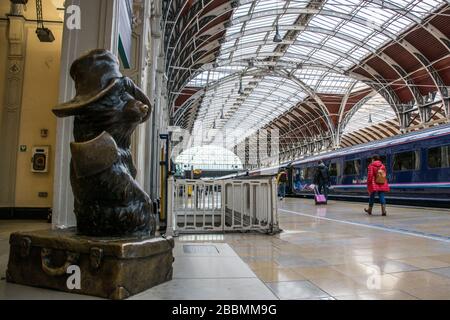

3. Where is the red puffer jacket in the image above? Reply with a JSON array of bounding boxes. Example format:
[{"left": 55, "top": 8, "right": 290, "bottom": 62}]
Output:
[{"left": 367, "top": 160, "right": 390, "bottom": 193}]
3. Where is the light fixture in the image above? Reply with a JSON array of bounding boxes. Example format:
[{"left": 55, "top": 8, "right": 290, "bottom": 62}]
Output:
[
  {"left": 35, "top": 0, "right": 55, "bottom": 42},
  {"left": 238, "top": 77, "right": 244, "bottom": 95},
  {"left": 368, "top": 113, "right": 373, "bottom": 124},
  {"left": 273, "top": 23, "right": 282, "bottom": 43}
]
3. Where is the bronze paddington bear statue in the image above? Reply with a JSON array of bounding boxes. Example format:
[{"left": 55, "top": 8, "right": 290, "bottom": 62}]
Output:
[{"left": 53, "top": 49, "right": 156, "bottom": 237}]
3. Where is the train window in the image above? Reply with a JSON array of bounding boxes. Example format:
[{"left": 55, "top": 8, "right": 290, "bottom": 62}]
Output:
[
  {"left": 365, "top": 156, "right": 387, "bottom": 166},
  {"left": 329, "top": 163, "right": 340, "bottom": 177},
  {"left": 306, "top": 167, "right": 315, "bottom": 180},
  {"left": 393, "top": 151, "right": 419, "bottom": 171},
  {"left": 428, "top": 145, "right": 450, "bottom": 169},
  {"left": 344, "top": 160, "right": 361, "bottom": 176},
  {"left": 299, "top": 169, "right": 306, "bottom": 180}
]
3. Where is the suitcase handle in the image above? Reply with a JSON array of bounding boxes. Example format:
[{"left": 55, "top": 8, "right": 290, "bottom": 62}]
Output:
[{"left": 41, "top": 248, "right": 80, "bottom": 277}]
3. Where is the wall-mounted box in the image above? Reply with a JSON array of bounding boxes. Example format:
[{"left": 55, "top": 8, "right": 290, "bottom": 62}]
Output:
[{"left": 31, "top": 146, "right": 50, "bottom": 173}]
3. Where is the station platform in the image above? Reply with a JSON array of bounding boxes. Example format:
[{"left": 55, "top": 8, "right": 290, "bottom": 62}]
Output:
[{"left": 1, "top": 199, "right": 450, "bottom": 300}]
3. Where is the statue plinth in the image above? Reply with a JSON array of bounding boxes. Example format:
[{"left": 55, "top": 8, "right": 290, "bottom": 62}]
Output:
[{"left": 7, "top": 229, "right": 174, "bottom": 300}]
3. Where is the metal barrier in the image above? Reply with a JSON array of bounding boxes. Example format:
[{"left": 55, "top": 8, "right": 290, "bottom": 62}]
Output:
[{"left": 167, "top": 178, "right": 279, "bottom": 235}]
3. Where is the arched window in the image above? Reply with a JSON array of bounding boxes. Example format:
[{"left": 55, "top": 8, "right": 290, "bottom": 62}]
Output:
[{"left": 175, "top": 146, "right": 243, "bottom": 171}]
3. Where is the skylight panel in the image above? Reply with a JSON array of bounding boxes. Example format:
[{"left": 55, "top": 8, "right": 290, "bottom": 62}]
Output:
[
  {"left": 253, "top": 0, "right": 284, "bottom": 14},
  {"left": 234, "top": 3, "right": 252, "bottom": 18},
  {"left": 287, "top": 45, "right": 313, "bottom": 57},
  {"left": 239, "top": 32, "right": 266, "bottom": 44},
  {"left": 218, "top": 52, "right": 231, "bottom": 61},
  {"left": 385, "top": 16, "right": 414, "bottom": 34},
  {"left": 413, "top": 0, "right": 442, "bottom": 14},
  {"left": 235, "top": 47, "right": 259, "bottom": 57},
  {"left": 295, "top": 68, "right": 325, "bottom": 86},
  {"left": 297, "top": 31, "right": 326, "bottom": 44},
  {"left": 339, "top": 21, "right": 373, "bottom": 40},
  {"left": 323, "top": 37, "right": 355, "bottom": 52},
  {"left": 357, "top": 6, "right": 394, "bottom": 27},
  {"left": 278, "top": 13, "right": 299, "bottom": 25},
  {"left": 316, "top": 73, "right": 355, "bottom": 94},
  {"left": 308, "top": 15, "right": 343, "bottom": 30},
  {"left": 351, "top": 46, "right": 372, "bottom": 60},
  {"left": 335, "top": 59, "right": 355, "bottom": 69},
  {"left": 287, "top": 1, "right": 310, "bottom": 9},
  {"left": 227, "top": 22, "right": 244, "bottom": 35},
  {"left": 391, "top": 0, "right": 413, "bottom": 7},
  {"left": 259, "top": 44, "right": 278, "bottom": 53},
  {"left": 323, "top": 0, "right": 359, "bottom": 14},
  {"left": 310, "top": 49, "right": 341, "bottom": 65},
  {"left": 365, "top": 33, "right": 390, "bottom": 49},
  {"left": 221, "top": 40, "right": 236, "bottom": 51},
  {"left": 246, "top": 16, "right": 275, "bottom": 29}
]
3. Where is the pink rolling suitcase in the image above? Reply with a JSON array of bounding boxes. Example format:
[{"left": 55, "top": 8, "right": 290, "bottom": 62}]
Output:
[{"left": 314, "top": 187, "right": 327, "bottom": 205}]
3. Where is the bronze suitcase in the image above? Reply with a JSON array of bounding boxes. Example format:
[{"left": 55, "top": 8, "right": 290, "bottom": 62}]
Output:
[{"left": 6, "top": 228, "right": 174, "bottom": 300}]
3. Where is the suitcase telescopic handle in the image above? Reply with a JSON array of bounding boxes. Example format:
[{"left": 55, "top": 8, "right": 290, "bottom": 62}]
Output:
[{"left": 41, "top": 248, "right": 80, "bottom": 277}]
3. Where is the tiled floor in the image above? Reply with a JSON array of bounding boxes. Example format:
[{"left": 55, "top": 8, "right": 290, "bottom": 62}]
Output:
[
  {"left": 219, "top": 198, "right": 450, "bottom": 300},
  {"left": 1, "top": 198, "right": 450, "bottom": 300}
]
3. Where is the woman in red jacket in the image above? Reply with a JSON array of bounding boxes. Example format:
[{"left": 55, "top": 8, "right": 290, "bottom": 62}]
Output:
[{"left": 365, "top": 155, "right": 390, "bottom": 216}]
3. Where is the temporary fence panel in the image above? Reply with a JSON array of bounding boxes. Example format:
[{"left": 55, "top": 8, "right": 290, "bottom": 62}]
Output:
[{"left": 167, "top": 178, "right": 279, "bottom": 235}]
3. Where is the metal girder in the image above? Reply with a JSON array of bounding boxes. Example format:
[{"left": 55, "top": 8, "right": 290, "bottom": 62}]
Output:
[
  {"left": 277, "top": 69, "right": 337, "bottom": 142},
  {"left": 336, "top": 86, "right": 378, "bottom": 146},
  {"left": 165, "top": 0, "right": 232, "bottom": 67},
  {"left": 398, "top": 40, "right": 449, "bottom": 118}
]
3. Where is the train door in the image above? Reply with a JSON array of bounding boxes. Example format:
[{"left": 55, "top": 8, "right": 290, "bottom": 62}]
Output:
[
  {"left": 291, "top": 166, "right": 304, "bottom": 194},
  {"left": 286, "top": 166, "right": 294, "bottom": 195}
]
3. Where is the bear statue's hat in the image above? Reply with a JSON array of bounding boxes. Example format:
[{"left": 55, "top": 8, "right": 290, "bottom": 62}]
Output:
[{"left": 53, "top": 49, "right": 123, "bottom": 117}]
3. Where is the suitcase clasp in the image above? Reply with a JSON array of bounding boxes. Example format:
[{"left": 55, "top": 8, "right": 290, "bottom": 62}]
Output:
[
  {"left": 90, "top": 247, "right": 103, "bottom": 270},
  {"left": 20, "top": 237, "right": 32, "bottom": 258}
]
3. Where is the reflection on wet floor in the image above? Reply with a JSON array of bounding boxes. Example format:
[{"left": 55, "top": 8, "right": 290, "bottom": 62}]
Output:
[
  {"left": 225, "top": 199, "right": 450, "bottom": 300},
  {"left": 280, "top": 198, "right": 450, "bottom": 239}
]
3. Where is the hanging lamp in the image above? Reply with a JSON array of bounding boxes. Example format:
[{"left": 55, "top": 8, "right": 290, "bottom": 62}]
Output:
[
  {"left": 273, "top": 23, "right": 282, "bottom": 43},
  {"left": 35, "top": 0, "right": 55, "bottom": 42},
  {"left": 238, "top": 77, "right": 244, "bottom": 95}
]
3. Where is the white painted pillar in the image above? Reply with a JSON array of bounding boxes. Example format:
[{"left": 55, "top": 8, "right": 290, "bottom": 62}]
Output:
[
  {"left": 0, "top": 3, "right": 27, "bottom": 208},
  {"left": 52, "top": 0, "right": 120, "bottom": 229},
  {"left": 145, "top": 0, "right": 163, "bottom": 200}
]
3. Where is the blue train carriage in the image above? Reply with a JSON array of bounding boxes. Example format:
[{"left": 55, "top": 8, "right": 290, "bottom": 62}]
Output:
[{"left": 288, "top": 124, "right": 450, "bottom": 208}]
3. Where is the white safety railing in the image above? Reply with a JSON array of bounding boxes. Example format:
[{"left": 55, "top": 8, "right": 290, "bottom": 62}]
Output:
[{"left": 167, "top": 178, "right": 279, "bottom": 235}]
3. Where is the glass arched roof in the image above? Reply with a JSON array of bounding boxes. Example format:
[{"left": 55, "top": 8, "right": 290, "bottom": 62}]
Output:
[{"left": 184, "top": 0, "right": 444, "bottom": 149}]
